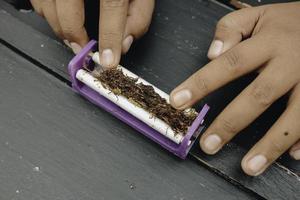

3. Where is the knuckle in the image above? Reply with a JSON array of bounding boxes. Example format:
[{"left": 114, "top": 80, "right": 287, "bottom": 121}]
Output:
[
  {"left": 218, "top": 118, "right": 238, "bottom": 135},
  {"left": 42, "top": 0, "right": 55, "bottom": 4},
  {"left": 268, "top": 137, "right": 286, "bottom": 155},
  {"left": 103, "top": 0, "right": 126, "bottom": 8},
  {"left": 250, "top": 82, "right": 274, "bottom": 107},
  {"left": 62, "top": 25, "right": 84, "bottom": 40},
  {"left": 41, "top": 0, "right": 55, "bottom": 8},
  {"left": 62, "top": 25, "right": 76, "bottom": 36},
  {"left": 100, "top": 31, "right": 122, "bottom": 45},
  {"left": 221, "top": 50, "right": 242, "bottom": 74},
  {"left": 216, "top": 14, "right": 236, "bottom": 32},
  {"left": 191, "top": 74, "right": 209, "bottom": 95}
]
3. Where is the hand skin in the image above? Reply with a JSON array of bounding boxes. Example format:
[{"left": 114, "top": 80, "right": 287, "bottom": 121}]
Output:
[
  {"left": 170, "top": 2, "right": 300, "bottom": 176},
  {"left": 30, "top": 0, "right": 155, "bottom": 68}
]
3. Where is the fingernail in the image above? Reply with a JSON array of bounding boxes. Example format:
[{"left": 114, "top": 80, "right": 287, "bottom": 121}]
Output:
[
  {"left": 101, "top": 49, "right": 114, "bottom": 68},
  {"left": 207, "top": 40, "right": 223, "bottom": 58},
  {"left": 247, "top": 155, "right": 267, "bottom": 176},
  {"left": 70, "top": 42, "right": 82, "bottom": 54},
  {"left": 122, "top": 35, "right": 134, "bottom": 53},
  {"left": 63, "top": 39, "right": 71, "bottom": 48},
  {"left": 291, "top": 149, "right": 300, "bottom": 160},
  {"left": 92, "top": 52, "right": 100, "bottom": 64},
  {"left": 171, "top": 89, "right": 192, "bottom": 108},
  {"left": 202, "top": 134, "right": 222, "bottom": 153}
]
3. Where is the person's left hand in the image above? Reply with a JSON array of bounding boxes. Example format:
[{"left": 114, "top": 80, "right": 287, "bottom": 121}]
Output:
[
  {"left": 30, "top": 0, "right": 155, "bottom": 68},
  {"left": 170, "top": 2, "right": 300, "bottom": 176}
]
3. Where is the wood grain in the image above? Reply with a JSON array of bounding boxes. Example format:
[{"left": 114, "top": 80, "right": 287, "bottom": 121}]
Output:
[
  {"left": 0, "top": 43, "right": 257, "bottom": 200},
  {"left": 1, "top": 0, "right": 299, "bottom": 199}
]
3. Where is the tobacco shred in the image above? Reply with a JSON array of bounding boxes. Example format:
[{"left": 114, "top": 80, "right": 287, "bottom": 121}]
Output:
[{"left": 95, "top": 69, "right": 197, "bottom": 134}]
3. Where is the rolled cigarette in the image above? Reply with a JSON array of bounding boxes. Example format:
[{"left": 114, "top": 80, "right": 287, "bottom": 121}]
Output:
[{"left": 76, "top": 59, "right": 184, "bottom": 143}]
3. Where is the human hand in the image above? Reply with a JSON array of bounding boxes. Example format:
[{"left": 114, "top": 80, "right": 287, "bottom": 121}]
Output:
[
  {"left": 30, "top": 0, "right": 89, "bottom": 52},
  {"left": 98, "top": 0, "right": 154, "bottom": 68},
  {"left": 170, "top": 2, "right": 300, "bottom": 176},
  {"left": 30, "top": 0, "right": 155, "bottom": 68}
]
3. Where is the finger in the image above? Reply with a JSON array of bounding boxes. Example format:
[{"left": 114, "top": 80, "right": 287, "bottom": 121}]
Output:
[
  {"left": 241, "top": 86, "right": 300, "bottom": 176},
  {"left": 199, "top": 58, "right": 298, "bottom": 155},
  {"left": 290, "top": 140, "right": 300, "bottom": 160},
  {"left": 289, "top": 84, "right": 300, "bottom": 160},
  {"left": 99, "top": 0, "right": 129, "bottom": 68},
  {"left": 30, "top": 0, "right": 43, "bottom": 16},
  {"left": 207, "top": 6, "right": 264, "bottom": 59},
  {"left": 40, "top": 0, "right": 63, "bottom": 38},
  {"left": 170, "top": 35, "right": 271, "bottom": 110},
  {"left": 56, "top": 0, "right": 89, "bottom": 49},
  {"left": 122, "top": 0, "right": 154, "bottom": 53}
]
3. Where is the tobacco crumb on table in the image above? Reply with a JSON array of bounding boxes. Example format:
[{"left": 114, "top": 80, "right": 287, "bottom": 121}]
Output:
[
  {"left": 33, "top": 166, "right": 40, "bottom": 172},
  {"left": 95, "top": 69, "right": 197, "bottom": 134}
]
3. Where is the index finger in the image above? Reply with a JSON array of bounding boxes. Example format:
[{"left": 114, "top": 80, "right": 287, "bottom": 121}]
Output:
[
  {"left": 170, "top": 36, "right": 272, "bottom": 110},
  {"left": 99, "top": 0, "right": 129, "bottom": 68}
]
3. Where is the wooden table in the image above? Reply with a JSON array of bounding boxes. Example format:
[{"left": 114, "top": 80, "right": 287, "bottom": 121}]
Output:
[{"left": 0, "top": 0, "right": 299, "bottom": 199}]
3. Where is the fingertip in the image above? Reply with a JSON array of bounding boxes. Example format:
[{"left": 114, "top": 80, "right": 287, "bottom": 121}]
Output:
[
  {"left": 63, "top": 39, "right": 71, "bottom": 48},
  {"left": 169, "top": 90, "right": 179, "bottom": 109},
  {"left": 199, "top": 134, "right": 222, "bottom": 155},
  {"left": 100, "top": 49, "right": 114, "bottom": 68},
  {"left": 122, "top": 35, "right": 134, "bottom": 54},
  {"left": 207, "top": 40, "right": 224, "bottom": 59},
  {"left": 241, "top": 158, "right": 253, "bottom": 176},
  {"left": 70, "top": 42, "right": 82, "bottom": 54},
  {"left": 290, "top": 149, "right": 300, "bottom": 160},
  {"left": 289, "top": 140, "right": 300, "bottom": 160},
  {"left": 169, "top": 89, "right": 192, "bottom": 110},
  {"left": 241, "top": 154, "right": 268, "bottom": 176},
  {"left": 74, "top": 32, "right": 89, "bottom": 48},
  {"left": 78, "top": 31, "right": 89, "bottom": 47},
  {"left": 99, "top": 49, "right": 121, "bottom": 68}
]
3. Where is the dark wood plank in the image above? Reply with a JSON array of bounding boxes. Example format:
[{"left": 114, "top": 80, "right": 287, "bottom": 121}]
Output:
[
  {"left": 0, "top": 43, "right": 257, "bottom": 200},
  {"left": 0, "top": 2, "right": 72, "bottom": 78},
  {"left": 223, "top": 0, "right": 296, "bottom": 8},
  {"left": 1, "top": 0, "right": 299, "bottom": 199},
  {"left": 3, "top": 0, "right": 57, "bottom": 39}
]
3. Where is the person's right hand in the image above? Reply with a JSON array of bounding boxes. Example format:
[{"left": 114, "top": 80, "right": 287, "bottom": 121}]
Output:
[
  {"left": 170, "top": 2, "right": 300, "bottom": 176},
  {"left": 30, "top": 0, "right": 155, "bottom": 68}
]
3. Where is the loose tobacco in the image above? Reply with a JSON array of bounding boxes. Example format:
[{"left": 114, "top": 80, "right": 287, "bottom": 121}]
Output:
[{"left": 95, "top": 69, "right": 197, "bottom": 134}]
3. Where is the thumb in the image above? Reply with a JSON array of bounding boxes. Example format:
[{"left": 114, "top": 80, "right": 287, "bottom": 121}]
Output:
[{"left": 207, "top": 7, "right": 264, "bottom": 59}]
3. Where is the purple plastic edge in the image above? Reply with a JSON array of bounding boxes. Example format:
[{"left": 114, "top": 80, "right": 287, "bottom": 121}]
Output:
[{"left": 67, "top": 40, "right": 210, "bottom": 159}]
